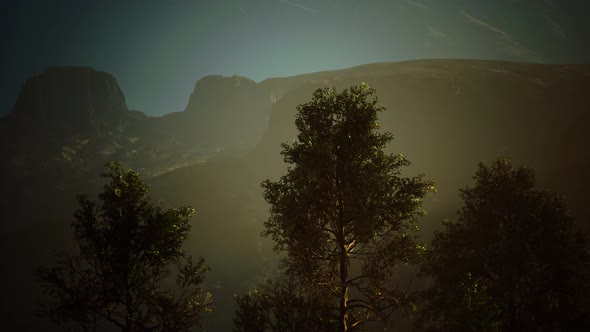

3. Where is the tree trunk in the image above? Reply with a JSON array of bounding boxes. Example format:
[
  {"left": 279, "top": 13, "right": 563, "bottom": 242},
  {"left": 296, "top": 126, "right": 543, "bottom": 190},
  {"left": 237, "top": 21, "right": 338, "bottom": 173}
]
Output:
[
  {"left": 336, "top": 161, "right": 349, "bottom": 331},
  {"left": 338, "top": 221, "right": 349, "bottom": 332},
  {"left": 124, "top": 274, "right": 133, "bottom": 332},
  {"left": 125, "top": 294, "right": 133, "bottom": 332}
]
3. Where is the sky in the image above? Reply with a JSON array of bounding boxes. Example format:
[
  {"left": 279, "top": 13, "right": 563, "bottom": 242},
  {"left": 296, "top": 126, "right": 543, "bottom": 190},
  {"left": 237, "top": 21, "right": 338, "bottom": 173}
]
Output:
[{"left": 1, "top": 0, "right": 589, "bottom": 117}]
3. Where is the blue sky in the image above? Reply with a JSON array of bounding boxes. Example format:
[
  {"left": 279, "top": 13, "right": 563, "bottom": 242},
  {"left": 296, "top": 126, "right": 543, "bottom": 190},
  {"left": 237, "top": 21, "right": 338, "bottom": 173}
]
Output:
[{"left": 1, "top": 0, "right": 589, "bottom": 116}]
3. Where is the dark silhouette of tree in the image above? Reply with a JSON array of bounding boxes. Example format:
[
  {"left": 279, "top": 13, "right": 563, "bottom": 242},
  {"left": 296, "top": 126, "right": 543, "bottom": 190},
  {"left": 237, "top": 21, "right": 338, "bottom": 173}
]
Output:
[
  {"left": 233, "top": 275, "right": 335, "bottom": 332},
  {"left": 418, "top": 158, "right": 590, "bottom": 331},
  {"left": 36, "top": 162, "right": 212, "bottom": 331},
  {"left": 261, "top": 84, "right": 433, "bottom": 331}
]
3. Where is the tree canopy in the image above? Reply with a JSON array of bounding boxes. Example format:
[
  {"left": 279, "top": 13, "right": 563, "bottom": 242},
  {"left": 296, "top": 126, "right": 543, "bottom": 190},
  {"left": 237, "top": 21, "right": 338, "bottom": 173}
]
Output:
[
  {"left": 418, "top": 158, "right": 590, "bottom": 331},
  {"left": 36, "top": 162, "right": 212, "bottom": 331},
  {"left": 260, "top": 84, "right": 434, "bottom": 331}
]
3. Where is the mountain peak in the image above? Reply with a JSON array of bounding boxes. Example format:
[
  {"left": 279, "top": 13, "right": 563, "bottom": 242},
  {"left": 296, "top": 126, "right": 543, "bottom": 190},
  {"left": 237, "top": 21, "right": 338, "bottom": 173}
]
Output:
[
  {"left": 9, "top": 66, "right": 128, "bottom": 124},
  {"left": 178, "top": 74, "right": 271, "bottom": 146},
  {"left": 185, "top": 75, "right": 259, "bottom": 110}
]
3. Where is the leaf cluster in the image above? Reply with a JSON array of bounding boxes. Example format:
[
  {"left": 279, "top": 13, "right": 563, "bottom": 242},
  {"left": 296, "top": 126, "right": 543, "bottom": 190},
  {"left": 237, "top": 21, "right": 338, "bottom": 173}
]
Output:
[
  {"left": 37, "top": 162, "right": 212, "bottom": 331},
  {"left": 419, "top": 158, "right": 590, "bottom": 331},
  {"left": 233, "top": 275, "right": 336, "bottom": 332}
]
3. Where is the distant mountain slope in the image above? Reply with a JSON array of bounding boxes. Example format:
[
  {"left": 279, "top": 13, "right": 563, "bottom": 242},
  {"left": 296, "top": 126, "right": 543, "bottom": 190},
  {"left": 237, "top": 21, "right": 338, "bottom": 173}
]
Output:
[{"left": 255, "top": 60, "right": 590, "bottom": 223}]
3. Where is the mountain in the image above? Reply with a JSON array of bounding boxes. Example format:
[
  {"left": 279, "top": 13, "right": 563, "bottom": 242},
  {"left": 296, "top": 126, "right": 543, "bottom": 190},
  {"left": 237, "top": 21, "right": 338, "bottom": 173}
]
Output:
[
  {"left": 0, "top": 67, "right": 141, "bottom": 232},
  {"left": 183, "top": 74, "right": 271, "bottom": 146},
  {"left": 151, "top": 60, "right": 590, "bottom": 330},
  {"left": 0, "top": 67, "right": 133, "bottom": 165},
  {"left": 1, "top": 60, "right": 589, "bottom": 331},
  {"left": 256, "top": 60, "right": 590, "bottom": 225},
  {"left": 0, "top": 68, "right": 274, "bottom": 232}
]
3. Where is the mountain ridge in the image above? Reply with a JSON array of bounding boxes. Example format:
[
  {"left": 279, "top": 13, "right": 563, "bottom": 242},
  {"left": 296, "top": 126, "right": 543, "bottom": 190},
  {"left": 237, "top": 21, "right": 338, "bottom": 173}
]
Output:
[{"left": 2, "top": 59, "right": 589, "bottom": 228}]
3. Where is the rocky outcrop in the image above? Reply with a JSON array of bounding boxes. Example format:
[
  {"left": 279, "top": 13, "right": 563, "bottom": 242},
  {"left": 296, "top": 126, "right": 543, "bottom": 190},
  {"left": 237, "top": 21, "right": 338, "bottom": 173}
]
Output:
[
  {"left": 7, "top": 67, "right": 130, "bottom": 137},
  {"left": 0, "top": 67, "right": 143, "bottom": 161},
  {"left": 181, "top": 75, "right": 272, "bottom": 147}
]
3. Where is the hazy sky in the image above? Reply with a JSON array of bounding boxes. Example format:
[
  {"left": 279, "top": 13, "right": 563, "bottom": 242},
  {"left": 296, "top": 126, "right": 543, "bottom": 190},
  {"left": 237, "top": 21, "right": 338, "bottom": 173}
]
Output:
[{"left": 2, "top": 0, "right": 589, "bottom": 117}]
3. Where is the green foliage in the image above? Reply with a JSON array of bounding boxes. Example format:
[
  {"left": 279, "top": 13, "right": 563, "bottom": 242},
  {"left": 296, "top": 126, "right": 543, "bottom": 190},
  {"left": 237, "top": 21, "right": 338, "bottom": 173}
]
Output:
[
  {"left": 36, "top": 162, "right": 212, "bottom": 331},
  {"left": 233, "top": 276, "right": 336, "bottom": 332},
  {"left": 418, "top": 158, "right": 590, "bottom": 331},
  {"left": 233, "top": 289, "right": 268, "bottom": 332},
  {"left": 260, "top": 84, "right": 434, "bottom": 330}
]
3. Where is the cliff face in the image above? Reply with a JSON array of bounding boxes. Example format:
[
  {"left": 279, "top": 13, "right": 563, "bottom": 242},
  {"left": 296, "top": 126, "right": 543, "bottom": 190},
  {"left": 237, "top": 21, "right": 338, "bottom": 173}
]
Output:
[
  {"left": 0, "top": 67, "right": 144, "bottom": 232},
  {"left": 0, "top": 69, "right": 277, "bottom": 185},
  {"left": 8, "top": 67, "right": 129, "bottom": 136},
  {"left": 0, "top": 67, "right": 140, "bottom": 160},
  {"left": 181, "top": 75, "right": 271, "bottom": 147}
]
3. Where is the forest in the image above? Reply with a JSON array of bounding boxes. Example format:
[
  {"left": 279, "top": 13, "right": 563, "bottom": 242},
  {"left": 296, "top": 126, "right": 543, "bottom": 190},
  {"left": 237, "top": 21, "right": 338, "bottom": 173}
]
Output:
[{"left": 33, "top": 84, "right": 590, "bottom": 331}]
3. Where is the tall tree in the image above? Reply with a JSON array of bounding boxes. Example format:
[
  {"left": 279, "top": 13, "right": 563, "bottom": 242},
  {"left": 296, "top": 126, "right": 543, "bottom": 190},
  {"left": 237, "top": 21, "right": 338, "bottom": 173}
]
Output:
[
  {"left": 36, "top": 162, "right": 212, "bottom": 331},
  {"left": 418, "top": 158, "right": 590, "bottom": 331},
  {"left": 261, "top": 84, "right": 433, "bottom": 331}
]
